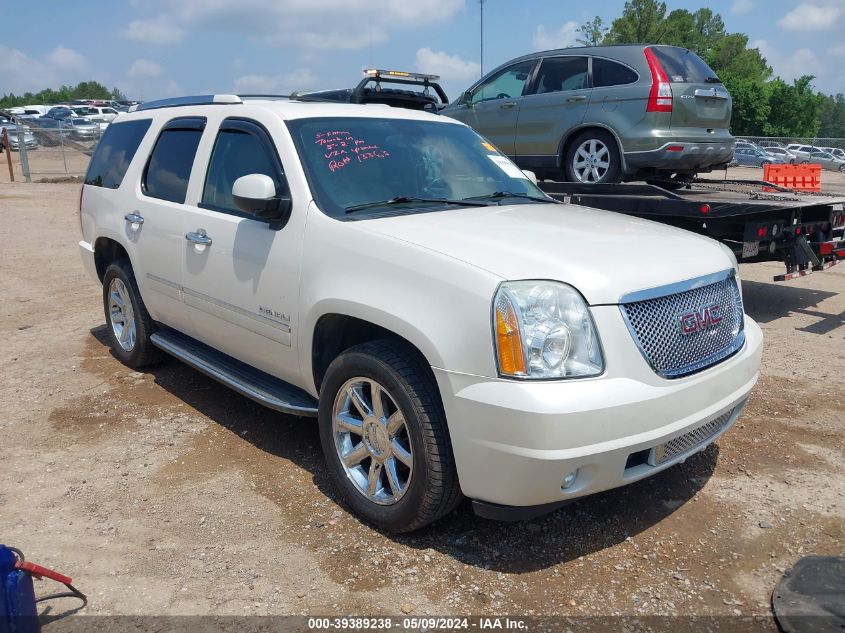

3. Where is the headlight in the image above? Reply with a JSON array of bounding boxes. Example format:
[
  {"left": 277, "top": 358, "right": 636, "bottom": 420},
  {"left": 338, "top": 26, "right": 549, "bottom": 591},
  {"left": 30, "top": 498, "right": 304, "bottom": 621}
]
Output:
[{"left": 493, "top": 281, "right": 603, "bottom": 379}]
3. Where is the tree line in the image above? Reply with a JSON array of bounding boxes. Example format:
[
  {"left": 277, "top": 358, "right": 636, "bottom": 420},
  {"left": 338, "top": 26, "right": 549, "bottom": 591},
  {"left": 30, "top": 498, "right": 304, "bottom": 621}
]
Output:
[
  {"left": 0, "top": 81, "right": 127, "bottom": 109},
  {"left": 579, "top": 0, "right": 843, "bottom": 138}
]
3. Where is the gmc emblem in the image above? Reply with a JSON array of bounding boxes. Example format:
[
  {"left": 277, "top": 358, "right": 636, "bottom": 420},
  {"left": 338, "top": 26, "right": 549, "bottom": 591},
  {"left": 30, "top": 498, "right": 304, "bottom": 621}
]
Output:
[{"left": 679, "top": 304, "right": 722, "bottom": 335}]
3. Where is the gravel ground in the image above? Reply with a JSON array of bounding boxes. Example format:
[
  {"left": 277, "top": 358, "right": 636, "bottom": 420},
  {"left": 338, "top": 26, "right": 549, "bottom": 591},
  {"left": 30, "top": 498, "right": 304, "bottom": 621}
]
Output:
[{"left": 0, "top": 181, "right": 842, "bottom": 624}]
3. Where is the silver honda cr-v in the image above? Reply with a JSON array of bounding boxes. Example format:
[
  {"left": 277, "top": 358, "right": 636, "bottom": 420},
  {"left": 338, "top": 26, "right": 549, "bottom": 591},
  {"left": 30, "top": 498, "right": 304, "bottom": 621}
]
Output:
[{"left": 441, "top": 44, "right": 735, "bottom": 185}]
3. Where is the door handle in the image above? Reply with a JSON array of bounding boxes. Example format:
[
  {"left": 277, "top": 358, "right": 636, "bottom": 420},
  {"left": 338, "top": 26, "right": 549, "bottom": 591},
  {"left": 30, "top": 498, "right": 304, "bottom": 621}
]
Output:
[
  {"left": 566, "top": 95, "right": 587, "bottom": 103},
  {"left": 185, "top": 229, "right": 212, "bottom": 246},
  {"left": 499, "top": 101, "right": 518, "bottom": 109},
  {"left": 124, "top": 212, "right": 144, "bottom": 225}
]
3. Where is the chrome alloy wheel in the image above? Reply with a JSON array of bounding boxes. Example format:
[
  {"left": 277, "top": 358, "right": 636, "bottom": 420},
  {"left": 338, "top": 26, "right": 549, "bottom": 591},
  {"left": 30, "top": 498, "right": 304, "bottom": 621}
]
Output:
[
  {"left": 108, "top": 277, "right": 136, "bottom": 352},
  {"left": 332, "top": 377, "right": 414, "bottom": 505},
  {"left": 572, "top": 138, "right": 610, "bottom": 183}
]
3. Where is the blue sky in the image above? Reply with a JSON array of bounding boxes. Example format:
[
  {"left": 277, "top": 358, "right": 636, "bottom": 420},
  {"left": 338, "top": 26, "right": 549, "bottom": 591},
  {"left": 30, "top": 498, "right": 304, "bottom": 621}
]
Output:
[{"left": 1, "top": 0, "right": 843, "bottom": 102}]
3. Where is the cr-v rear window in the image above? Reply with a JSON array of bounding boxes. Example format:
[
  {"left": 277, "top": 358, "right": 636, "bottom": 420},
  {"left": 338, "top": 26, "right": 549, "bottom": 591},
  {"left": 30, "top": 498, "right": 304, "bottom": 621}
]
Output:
[
  {"left": 650, "top": 46, "right": 720, "bottom": 84},
  {"left": 84, "top": 119, "right": 151, "bottom": 189}
]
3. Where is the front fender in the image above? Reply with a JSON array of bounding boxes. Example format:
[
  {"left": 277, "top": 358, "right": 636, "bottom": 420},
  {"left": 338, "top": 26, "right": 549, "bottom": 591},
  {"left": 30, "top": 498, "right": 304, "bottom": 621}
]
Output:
[{"left": 299, "top": 205, "right": 503, "bottom": 395}]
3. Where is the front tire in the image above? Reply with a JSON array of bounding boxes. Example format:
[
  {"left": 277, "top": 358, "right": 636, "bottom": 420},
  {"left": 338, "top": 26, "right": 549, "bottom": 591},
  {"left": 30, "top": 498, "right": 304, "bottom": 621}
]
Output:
[
  {"left": 564, "top": 129, "right": 621, "bottom": 184},
  {"left": 102, "top": 259, "right": 162, "bottom": 368},
  {"left": 318, "top": 340, "right": 462, "bottom": 533}
]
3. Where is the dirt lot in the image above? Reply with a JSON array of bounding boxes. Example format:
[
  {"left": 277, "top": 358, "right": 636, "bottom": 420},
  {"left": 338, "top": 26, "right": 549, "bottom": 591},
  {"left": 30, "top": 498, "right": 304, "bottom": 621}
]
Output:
[{"left": 0, "top": 181, "right": 842, "bottom": 623}]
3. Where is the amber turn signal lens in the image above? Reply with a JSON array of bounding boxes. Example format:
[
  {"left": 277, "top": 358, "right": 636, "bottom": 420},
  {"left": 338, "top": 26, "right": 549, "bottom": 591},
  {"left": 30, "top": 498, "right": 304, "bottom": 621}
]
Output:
[{"left": 495, "top": 295, "right": 526, "bottom": 376}]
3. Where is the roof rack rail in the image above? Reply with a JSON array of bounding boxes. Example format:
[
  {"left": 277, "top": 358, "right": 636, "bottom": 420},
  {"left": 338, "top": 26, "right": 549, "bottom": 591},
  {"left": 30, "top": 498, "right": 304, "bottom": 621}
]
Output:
[{"left": 130, "top": 94, "right": 242, "bottom": 112}]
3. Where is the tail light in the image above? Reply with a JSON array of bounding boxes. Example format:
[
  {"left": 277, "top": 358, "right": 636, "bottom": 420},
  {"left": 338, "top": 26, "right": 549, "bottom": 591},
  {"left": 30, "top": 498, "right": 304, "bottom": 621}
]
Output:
[{"left": 644, "top": 47, "right": 673, "bottom": 113}]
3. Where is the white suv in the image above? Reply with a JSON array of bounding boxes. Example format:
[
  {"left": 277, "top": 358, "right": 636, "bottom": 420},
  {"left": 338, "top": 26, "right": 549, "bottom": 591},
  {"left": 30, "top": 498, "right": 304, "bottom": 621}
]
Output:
[{"left": 78, "top": 94, "right": 762, "bottom": 532}]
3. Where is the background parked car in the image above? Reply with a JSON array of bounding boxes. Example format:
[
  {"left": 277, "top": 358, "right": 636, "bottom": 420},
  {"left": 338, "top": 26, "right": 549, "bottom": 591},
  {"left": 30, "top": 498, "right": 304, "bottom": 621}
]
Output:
[
  {"left": 0, "top": 116, "right": 38, "bottom": 152},
  {"left": 30, "top": 117, "right": 73, "bottom": 145},
  {"left": 818, "top": 146, "right": 845, "bottom": 160},
  {"left": 807, "top": 151, "right": 845, "bottom": 171},
  {"left": 730, "top": 146, "right": 786, "bottom": 167},
  {"left": 785, "top": 144, "right": 820, "bottom": 162},
  {"left": 441, "top": 44, "right": 735, "bottom": 185},
  {"left": 66, "top": 117, "right": 100, "bottom": 141},
  {"left": 761, "top": 146, "right": 799, "bottom": 163},
  {"left": 46, "top": 106, "right": 74, "bottom": 121}
]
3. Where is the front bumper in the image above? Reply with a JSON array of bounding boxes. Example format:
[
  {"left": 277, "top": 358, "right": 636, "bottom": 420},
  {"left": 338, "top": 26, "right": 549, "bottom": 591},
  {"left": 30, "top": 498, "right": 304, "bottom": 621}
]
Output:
[
  {"left": 435, "top": 308, "right": 763, "bottom": 508},
  {"left": 625, "top": 141, "right": 735, "bottom": 172}
]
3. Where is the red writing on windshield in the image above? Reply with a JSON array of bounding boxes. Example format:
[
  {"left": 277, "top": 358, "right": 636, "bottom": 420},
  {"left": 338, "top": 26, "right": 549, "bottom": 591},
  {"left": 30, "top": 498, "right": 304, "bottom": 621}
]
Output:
[{"left": 315, "top": 131, "right": 390, "bottom": 172}]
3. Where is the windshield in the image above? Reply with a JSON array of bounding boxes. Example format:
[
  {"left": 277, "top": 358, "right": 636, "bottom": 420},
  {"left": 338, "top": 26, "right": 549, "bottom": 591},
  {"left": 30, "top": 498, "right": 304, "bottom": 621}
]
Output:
[{"left": 286, "top": 116, "right": 547, "bottom": 219}]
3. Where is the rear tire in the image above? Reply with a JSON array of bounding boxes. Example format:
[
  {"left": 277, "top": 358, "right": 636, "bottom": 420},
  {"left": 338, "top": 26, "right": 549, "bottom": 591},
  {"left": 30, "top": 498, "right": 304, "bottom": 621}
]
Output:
[
  {"left": 102, "top": 259, "right": 163, "bottom": 368},
  {"left": 564, "top": 129, "right": 621, "bottom": 184},
  {"left": 318, "top": 340, "right": 462, "bottom": 533}
]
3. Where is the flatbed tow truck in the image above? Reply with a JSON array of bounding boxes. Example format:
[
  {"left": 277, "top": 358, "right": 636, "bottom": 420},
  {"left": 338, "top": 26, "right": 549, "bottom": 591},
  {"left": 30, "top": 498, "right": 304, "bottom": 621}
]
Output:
[
  {"left": 538, "top": 178, "right": 845, "bottom": 282},
  {"left": 288, "top": 69, "right": 845, "bottom": 283}
]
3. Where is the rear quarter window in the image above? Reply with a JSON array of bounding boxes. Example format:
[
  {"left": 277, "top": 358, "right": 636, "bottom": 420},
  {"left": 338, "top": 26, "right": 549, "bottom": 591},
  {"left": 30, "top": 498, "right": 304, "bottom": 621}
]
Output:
[
  {"left": 592, "top": 57, "right": 638, "bottom": 87},
  {"left": 84, "top": 119, "right": 152, "bottom": 189},
  {"left": 650, "top": 46, "right": 719, "bottom": 84}
]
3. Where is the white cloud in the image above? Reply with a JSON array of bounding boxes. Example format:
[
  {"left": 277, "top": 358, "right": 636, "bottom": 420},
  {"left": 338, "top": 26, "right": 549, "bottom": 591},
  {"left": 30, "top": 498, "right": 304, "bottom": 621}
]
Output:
[
  {"left": 752, "top": 39, "right": 825, "bottom": 83},
  {"left": 731, "top": 0, "right": 755, "bottom": 14},
  {"left": 0, "top": 46, "right": 90, "bottom": 94},
  {"left": 123, "top": 16, "right": 185, "bottom": 44},
  {"left": 233, "top": 69, "right": 317, "bottom": 94},
  {"left": 128, "top": 59, "right": 164, "bottom": 78},
  {"left": 415, "top": 47, "right": 480, "bottom": 82},
  {"left": 778, "top": 3, "right": 843, "bottom": 30},
  {"left": 46, "top": 46, "right": 87, "bottom": 70},
  {"left": 124, "top": 0, "right": 464, "bottom": 51},
  {"left": 532, "top": 21, "right": 579, "bottom": 51}
]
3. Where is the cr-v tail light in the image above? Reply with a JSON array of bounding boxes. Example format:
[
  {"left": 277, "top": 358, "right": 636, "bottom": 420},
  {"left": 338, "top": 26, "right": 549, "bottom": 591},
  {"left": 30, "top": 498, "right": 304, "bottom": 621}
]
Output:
[{"left": 644, "top": 47, "right": 673, "bottom": 112}]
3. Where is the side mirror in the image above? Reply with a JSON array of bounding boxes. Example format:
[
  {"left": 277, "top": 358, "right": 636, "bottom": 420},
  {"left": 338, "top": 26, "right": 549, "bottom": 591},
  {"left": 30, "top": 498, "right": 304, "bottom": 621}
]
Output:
[
  {"left": 462, "top": 91, "right": 473, "bottom": 107},
  {"left": 521, "top": 170, "right": 538, "bottom": 185},
  {"left": 232, "top": 173, "right": 292, "bottom": 230}
]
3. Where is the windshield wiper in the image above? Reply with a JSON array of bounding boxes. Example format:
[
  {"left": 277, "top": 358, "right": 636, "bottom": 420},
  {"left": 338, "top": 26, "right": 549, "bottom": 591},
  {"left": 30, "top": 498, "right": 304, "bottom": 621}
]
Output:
[
  {"left": 463, "top": 191, "right": 557, "bottom": 204},
  {"left": 345, "top": 196, "right": 489, "bottom": 214},
  {"left": 705, "top": 76, "right": 723, "bottom": 84}
]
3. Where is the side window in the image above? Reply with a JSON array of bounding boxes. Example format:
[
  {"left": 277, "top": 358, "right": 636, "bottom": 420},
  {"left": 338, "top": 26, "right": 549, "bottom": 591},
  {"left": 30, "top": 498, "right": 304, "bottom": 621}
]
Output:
[
  {"left": 532, "top": 56, "right": 588, "bottom": 95},
  {"left": 471, "top": 60, "right": 535, "bottom": 104},
  {"left": 592, "top": 58, "right": 638, "bottom": 88},
  {"left": 84, "top": 119, "right": 152, "bottom": 189},
  {"left": 142, "top": 117, "right": 205, "bottom": 204},
  {"left": 201, "top": 118, "right": 284, "bottom": 215}
]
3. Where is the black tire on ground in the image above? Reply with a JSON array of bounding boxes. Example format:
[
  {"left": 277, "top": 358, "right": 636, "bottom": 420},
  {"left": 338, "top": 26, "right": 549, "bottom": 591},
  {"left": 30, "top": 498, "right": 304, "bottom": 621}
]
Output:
[
  {"left": 838, "top": 164, "right": 845, "bottom": 172},
  {"left": 563, "top": 129, "right": 622, "bottom": 184},
  {"left": 318, "top": 340, "right": 462, "bottom": 533},
  {"left": 102, "top": 259, "right": 163, "bottom": 368}
]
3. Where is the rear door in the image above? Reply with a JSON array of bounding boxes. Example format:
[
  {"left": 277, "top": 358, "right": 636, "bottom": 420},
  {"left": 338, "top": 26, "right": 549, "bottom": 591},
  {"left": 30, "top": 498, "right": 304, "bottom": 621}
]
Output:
[
  {"left": 649, "top": 46, "right": 731, "bottom": 135},
  {"left": 515, "top": 55, "right": 590, "bottom": 168}
]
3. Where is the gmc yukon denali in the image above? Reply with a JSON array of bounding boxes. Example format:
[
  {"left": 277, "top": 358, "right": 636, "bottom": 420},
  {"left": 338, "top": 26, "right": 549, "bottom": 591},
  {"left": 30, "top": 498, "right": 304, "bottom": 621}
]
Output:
[{"left": 78, "top": 94, "right": 763, "bottom": 532}]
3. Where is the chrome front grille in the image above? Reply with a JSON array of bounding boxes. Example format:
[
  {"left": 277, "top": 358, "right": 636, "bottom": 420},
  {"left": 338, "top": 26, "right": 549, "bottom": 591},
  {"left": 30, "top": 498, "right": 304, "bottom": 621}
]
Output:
[
  {"left": 620, "top": 272, "right": 745, "bottom": 379},
  {"left": 649, "top": 407, "right": 736, "bottom": 466}
]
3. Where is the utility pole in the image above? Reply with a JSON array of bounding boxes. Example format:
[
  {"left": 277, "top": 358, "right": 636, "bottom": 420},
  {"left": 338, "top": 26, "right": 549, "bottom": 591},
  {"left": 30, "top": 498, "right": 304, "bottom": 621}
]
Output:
[{"left": 479, "top": 0, "right": 485, "bottom": 78}]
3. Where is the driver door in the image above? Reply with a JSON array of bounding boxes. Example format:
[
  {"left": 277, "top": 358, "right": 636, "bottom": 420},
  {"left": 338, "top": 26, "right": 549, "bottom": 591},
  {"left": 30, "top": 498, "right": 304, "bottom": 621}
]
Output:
[{"left": 448, "top": 60, "right": 537, "bottom": 158}]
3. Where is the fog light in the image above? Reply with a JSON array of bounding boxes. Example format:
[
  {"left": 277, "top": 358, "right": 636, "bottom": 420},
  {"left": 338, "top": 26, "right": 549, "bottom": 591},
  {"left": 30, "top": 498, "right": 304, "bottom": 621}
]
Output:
[{"left": 562, "top": 470, "right": 578, "bottom": 490}]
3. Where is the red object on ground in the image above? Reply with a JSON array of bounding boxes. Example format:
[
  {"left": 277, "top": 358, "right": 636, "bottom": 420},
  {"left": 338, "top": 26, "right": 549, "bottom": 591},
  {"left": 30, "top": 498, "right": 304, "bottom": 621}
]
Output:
[
  {"left": 14, "top": 560, "right": 73, "bottom": 585},
  {"left": 763, "top": 163, "right": 822, "bottom": 192}
]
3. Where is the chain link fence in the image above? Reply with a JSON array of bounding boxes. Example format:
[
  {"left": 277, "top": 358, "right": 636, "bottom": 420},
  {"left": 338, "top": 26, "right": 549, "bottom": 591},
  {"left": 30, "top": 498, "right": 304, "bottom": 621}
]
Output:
[
  {"left": 739, "top": 136, "right": 845, "bottom": 150},
  {"left": 4, "top": 119, "right": 104, "bottom": 181}
]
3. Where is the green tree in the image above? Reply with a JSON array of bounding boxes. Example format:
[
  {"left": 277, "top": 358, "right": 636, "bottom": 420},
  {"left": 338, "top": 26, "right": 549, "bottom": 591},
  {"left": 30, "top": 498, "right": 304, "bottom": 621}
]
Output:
[
  {"left": 577, "top": 16, "right": 607, "bottom": 46},
  {"left": 603, "top": 0, "right": 668, "bottom": 45},
  {"left": 765, "top": 76, "right": 824, "bottom": 137}
]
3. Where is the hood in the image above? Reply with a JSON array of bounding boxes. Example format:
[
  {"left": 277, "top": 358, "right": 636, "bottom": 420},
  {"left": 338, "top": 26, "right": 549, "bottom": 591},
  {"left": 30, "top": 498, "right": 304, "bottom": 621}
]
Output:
[{"left": 363, "top": 203, "right": 735, "bottom": 305}]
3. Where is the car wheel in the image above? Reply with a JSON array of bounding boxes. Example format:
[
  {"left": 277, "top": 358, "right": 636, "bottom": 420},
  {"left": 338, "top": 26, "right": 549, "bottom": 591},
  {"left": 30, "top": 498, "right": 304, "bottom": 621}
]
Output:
[
  {"left": 102, "top": 259, "right": 163, "bottom": 368},
  {"left": 564, "top": 130, "right": 621, "bottom": 184},
  {"left": 318, "top": 340, "right": 462, "bottom": 533},
  {"left": 839, "top": 164, "right": 845, "bottom": 172}
]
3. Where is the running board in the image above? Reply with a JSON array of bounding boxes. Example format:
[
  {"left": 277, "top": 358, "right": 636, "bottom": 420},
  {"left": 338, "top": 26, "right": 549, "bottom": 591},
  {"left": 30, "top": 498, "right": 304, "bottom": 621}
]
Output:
[{"left": 150, "top": 327, "right": 318, "bottom": 417}]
